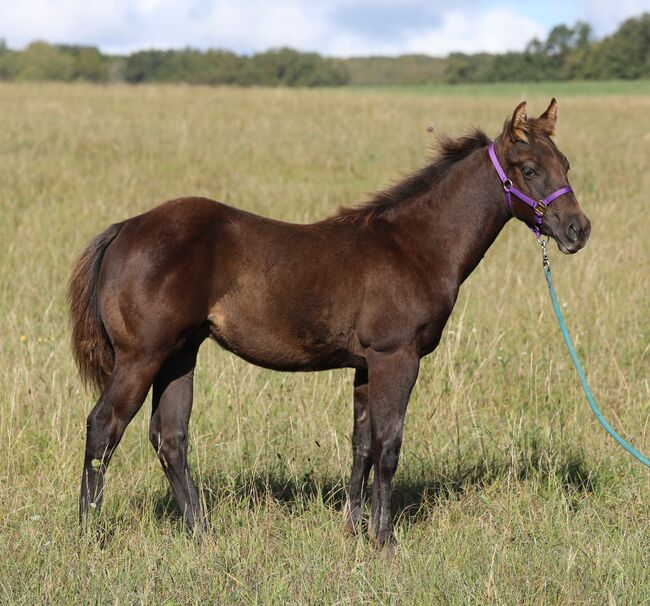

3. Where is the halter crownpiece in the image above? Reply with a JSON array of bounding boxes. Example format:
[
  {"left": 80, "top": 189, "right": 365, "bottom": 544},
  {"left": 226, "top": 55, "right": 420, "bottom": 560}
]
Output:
[{"left": 488, "top": 142, "right": 573, "bottom": 237}]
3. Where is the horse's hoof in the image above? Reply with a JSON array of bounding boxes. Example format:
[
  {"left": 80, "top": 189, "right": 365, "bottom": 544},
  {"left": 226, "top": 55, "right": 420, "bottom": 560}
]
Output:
[
  {"left": 372, "top": 529, "right": 397, "bottom": 554},
  {"left": 344, "top": 514, "right": 368, "bottom": 537},
  {"left": 375, "top": 538, "right": 397, "bottom": 556}
]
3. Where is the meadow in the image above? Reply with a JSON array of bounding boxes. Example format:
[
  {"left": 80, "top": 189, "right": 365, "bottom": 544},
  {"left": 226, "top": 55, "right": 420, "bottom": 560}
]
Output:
[{"left": 0, "top": 81, "right": 648, "bottom": 604}]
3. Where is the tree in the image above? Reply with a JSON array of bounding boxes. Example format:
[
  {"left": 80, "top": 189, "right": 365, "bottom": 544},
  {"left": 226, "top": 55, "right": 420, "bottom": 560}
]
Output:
[
  {"left": 0, "top": 14, "right": 648, "bottom": 86},
  {"left": 250, "top": 48, "right": 348, "bottom": 86},
  {"left": 584, "top": 13, "right": 650, "bottom": 79},
  {"left": 15, "top": 42, "right": 75, "bottom": 80},
  {"left": 123, "top": 50, "right": 168, "bottom": 82},
  {"left": 71, "top": 47, "right": 108, "bottom": 81}
]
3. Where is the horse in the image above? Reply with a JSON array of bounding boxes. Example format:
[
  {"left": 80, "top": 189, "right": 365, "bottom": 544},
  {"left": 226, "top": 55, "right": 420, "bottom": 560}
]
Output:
[{"left": 69, "top": 99, "right": 591, "bottom": 547}]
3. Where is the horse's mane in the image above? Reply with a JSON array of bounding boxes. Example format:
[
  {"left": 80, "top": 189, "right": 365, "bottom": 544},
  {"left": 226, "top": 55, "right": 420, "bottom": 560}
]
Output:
[{"left": 331, "top": 128, "right": 491, "bottom": 227}]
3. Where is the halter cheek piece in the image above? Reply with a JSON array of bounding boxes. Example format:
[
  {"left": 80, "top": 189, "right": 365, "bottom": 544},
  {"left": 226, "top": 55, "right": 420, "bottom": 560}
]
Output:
[{"left": 488, "top": 142, "right": 573, "bottom": 237}]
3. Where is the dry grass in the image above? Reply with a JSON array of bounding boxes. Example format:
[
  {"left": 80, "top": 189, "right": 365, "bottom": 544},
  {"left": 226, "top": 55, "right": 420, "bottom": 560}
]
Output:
[{"left": 0, "top": 82, "right": 648, "bottom": 604}]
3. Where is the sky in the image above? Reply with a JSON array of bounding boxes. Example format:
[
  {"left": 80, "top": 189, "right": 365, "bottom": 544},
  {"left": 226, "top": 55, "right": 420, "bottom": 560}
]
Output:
[{"left": 0, "top": 0, "right": 648, "bottom": 57}]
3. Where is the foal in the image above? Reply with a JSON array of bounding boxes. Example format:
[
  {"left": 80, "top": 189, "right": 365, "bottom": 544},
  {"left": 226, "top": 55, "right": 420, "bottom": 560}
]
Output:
[{"left": 69, "top": 99, "right": 590, "bottom": 546}]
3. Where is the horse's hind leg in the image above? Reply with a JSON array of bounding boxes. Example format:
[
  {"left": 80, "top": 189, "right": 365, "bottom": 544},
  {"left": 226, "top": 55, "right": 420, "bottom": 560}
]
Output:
[
  {"left": 343, "top": 368, "right": 373, "bottom": 534},
  {"left": 79, "top": 357, "right": 160, "bottom": 526},
  {"left": 149, "top": 335, "right": 207, "bottom": 533}
]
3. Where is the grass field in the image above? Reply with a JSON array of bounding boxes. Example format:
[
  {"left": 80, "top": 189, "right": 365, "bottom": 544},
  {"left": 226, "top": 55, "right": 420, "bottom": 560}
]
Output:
[
  {"left": 349, "top": 79, "right": 650, "bottom": 97},
  {"left": 0, "top": 81, "right": 649, "bottom": 604}
]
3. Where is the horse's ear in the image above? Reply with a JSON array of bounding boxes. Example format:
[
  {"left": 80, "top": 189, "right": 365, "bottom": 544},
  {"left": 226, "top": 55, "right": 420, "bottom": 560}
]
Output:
[
  {"left": 507, "top": 101, "right": 529, "bottom": 143},
  {"left": 539, "top": 98, "right": 558, "bottom": 135}
]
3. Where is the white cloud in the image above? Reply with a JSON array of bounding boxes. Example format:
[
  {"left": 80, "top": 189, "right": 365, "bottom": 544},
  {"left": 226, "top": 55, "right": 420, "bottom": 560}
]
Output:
[
  {"left": 0, "top": 0, "right": 647, "bottom": 56},
  {"left": 408, "top": 8, "right": 548, "bottom": 55},
  {"left": 0, "top": 0, "right": 333, "bottom": 53},
  {"left": 578, "top": 0, "right": 650, "bottom": 35},
  {"left": 194, "top": 1, "right": 331, "bottom": 56},
  {"left": 323, "top": 6, "right": 548, "bottom": 56},
  {"left": 0, "top": 0, "right": 132, "bottom": 49}
]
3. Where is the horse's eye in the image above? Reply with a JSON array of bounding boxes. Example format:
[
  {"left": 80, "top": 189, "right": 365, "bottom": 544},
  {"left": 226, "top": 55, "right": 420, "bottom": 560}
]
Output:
[{"left": 522, "top": 167, "right": 536, "bottom": 179}]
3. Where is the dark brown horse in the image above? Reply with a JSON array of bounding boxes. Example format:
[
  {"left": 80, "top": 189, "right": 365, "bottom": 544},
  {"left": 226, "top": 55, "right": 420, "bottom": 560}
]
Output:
[{"left": 69, "top": 99, "right": 590, "bottom": 546}]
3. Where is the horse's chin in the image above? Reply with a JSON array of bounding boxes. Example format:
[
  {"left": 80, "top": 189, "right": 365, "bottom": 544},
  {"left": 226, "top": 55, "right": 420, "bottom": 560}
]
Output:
[{"left": 554, "top": 237, "right": 582, "bottom": 255}]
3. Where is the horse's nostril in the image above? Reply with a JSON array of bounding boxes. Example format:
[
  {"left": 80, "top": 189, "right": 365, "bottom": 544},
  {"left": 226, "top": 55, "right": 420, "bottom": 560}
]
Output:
[{"left": 567, "top": 223, "right": 580, "bottom": 242}]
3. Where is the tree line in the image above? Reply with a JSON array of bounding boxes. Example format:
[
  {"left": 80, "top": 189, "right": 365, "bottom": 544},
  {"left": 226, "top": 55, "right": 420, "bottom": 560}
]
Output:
[{"left": 0, "top": 13, "right": 647, "bottom": 86}]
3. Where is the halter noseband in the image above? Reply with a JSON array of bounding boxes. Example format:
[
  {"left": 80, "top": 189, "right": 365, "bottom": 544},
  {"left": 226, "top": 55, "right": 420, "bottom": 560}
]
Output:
[{"left": 488, "top": 142, "right": 573, "bottom": 237}]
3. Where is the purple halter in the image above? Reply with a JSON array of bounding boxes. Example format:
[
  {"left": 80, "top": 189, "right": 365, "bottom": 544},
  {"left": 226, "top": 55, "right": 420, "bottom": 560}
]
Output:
[{"left": 488, "top": 142, "right": 573, "bottom": 237}]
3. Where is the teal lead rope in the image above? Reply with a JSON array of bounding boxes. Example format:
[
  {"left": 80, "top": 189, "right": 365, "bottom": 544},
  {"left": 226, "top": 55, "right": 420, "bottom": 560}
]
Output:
[{"left": 539, "top": 238, "right": 650, "bottom": 468}]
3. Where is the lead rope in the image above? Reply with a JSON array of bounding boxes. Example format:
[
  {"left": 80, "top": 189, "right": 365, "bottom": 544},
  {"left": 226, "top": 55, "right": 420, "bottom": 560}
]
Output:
[{"left": 539, "top": 238, "right": 650, "bottom": 468}]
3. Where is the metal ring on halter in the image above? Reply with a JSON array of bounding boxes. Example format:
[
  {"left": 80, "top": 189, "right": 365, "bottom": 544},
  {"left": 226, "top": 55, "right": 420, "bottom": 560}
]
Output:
[{"left": 502, "top": 179, "right": 513, "bottom": 191}]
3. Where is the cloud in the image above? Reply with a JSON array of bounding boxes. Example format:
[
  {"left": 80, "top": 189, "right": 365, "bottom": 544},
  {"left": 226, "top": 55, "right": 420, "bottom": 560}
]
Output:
[
  {"left": 0, "top": 0, "right": 332, "bottom": 54},
  {"left": 323, "top": 6, "right": 548, "bottom": 56},
  {"left": 577, "top": 0, "right": 650, "bottom": 35},
  {"left": 0, "top": 0, "right": 647, "bottom": 57}
]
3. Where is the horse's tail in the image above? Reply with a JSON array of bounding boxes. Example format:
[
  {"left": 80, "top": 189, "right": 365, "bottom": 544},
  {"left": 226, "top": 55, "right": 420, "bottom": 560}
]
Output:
[{"left": 68, "top": 221, "right": 126, "bottom": 394}]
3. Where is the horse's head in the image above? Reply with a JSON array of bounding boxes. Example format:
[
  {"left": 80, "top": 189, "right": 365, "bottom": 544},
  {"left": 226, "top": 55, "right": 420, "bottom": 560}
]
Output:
[{"left": 497, "top": 99, "right": 591, "bottom": 253}]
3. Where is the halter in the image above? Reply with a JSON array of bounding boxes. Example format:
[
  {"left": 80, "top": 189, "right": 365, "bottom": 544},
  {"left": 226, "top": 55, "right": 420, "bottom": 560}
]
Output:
[{"left": 488, "top": 142, "right": 573, "bottom": 237}]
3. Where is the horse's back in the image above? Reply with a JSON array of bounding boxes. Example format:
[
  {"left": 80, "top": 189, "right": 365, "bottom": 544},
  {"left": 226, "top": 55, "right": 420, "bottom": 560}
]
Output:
[{"left": 95, "top": 197, "right": 366, "bottom": 369}]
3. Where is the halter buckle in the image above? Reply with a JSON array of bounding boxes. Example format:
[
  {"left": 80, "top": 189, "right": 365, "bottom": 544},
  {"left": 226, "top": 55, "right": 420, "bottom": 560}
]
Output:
[{"left": 534, "top": 200, "right": 548, "bottom": 217}]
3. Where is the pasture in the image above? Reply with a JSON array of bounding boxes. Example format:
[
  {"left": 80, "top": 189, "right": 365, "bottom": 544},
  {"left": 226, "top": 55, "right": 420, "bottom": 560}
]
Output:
[{"left": 0, "top": 82, "right": 648, "bottom": 604}]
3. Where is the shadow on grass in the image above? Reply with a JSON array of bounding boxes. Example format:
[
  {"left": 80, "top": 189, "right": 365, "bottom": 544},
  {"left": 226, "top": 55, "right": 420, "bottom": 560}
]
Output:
[
  {"left": 393, "top": 445, "right": 596, "bottom": 525},
  {"left": 148, "top": 440, "right": 597, "bottom": 527}
]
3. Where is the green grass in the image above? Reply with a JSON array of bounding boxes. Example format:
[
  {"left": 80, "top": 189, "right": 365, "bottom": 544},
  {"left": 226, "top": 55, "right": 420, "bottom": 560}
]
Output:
[
  {"left": 349, "top": 79, "right": 650, "bottom": 97},
  {"left": 0, "top": 82, "right": 649, "bottom": 604}
]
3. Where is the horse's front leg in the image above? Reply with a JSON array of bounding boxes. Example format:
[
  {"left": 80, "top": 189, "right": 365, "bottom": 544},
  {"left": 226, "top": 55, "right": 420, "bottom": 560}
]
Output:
[{"left": 367, "top": 346, "right": 420, "bottom": 548}]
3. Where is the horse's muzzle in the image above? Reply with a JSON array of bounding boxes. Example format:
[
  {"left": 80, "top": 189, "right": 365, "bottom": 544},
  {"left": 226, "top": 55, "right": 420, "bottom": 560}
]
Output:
[{"left": 555, "top": 214, "right": 591, "bottom": 254}]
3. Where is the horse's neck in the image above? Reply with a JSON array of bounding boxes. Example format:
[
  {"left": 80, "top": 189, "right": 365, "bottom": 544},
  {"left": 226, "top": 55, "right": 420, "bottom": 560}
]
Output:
[{"left": 391, "top": 146, "right": 510, "bottom": 285}]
